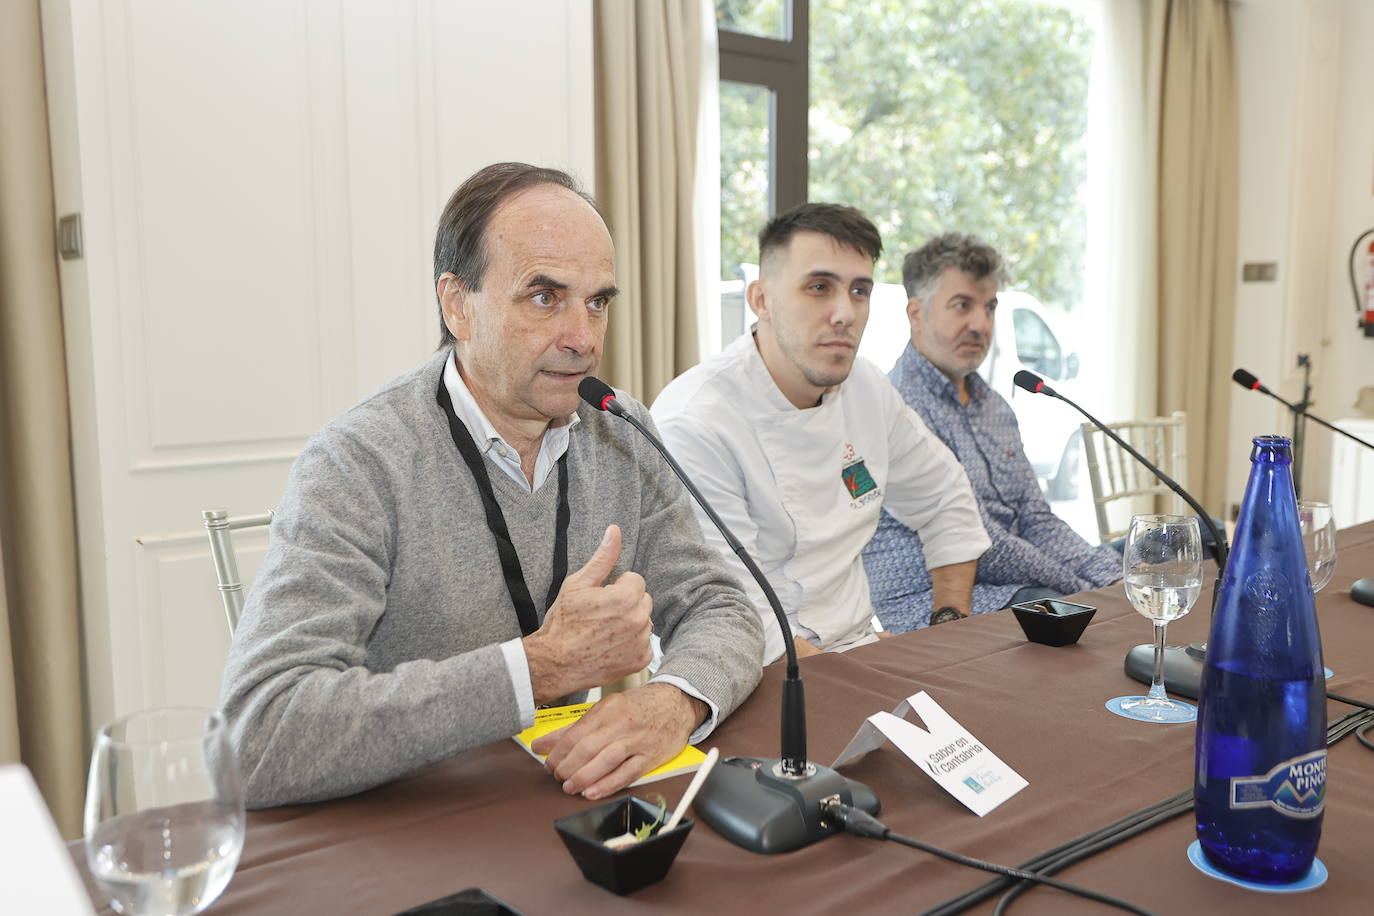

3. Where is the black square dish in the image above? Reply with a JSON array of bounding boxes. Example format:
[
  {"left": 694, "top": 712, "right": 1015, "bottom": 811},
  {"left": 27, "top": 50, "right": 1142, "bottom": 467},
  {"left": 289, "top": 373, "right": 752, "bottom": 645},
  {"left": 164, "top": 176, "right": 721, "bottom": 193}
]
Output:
[
  {"left": 1011, "top": 598, "right": 1097, "bottom": 646},
  {"left": 553, "top": 796, "right": 693, "bottom": 895}
]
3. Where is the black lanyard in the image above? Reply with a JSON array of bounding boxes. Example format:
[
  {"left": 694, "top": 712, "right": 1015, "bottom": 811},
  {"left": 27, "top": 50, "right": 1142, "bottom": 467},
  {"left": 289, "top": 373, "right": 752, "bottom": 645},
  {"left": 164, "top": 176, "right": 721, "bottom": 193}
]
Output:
[{"left": 436, "top": 378, "right": 570, "bottom": 636}]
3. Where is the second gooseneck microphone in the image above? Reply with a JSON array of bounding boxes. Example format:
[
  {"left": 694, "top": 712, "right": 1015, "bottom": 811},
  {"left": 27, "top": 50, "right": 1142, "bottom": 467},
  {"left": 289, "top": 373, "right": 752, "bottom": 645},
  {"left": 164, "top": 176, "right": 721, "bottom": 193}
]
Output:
[
  {"left": 1233, "top": 368, "right": 1374, "bottom": 608},
  {"left": 1232, "top": 368, "right": 1374, "bottom": 452},
  {"left": 1013, "top": 370, "right": 1229, "bottom": 571},
  {"left": 1013, "top": 370, "right": 1226, "bottom": 699}
]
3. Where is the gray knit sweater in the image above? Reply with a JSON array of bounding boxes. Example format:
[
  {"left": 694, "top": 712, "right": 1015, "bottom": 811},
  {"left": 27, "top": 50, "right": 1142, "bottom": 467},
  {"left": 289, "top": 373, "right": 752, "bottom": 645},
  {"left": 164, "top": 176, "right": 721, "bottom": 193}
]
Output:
[{"left": 220, "top": 351, "right": 764, "bottom": 808}]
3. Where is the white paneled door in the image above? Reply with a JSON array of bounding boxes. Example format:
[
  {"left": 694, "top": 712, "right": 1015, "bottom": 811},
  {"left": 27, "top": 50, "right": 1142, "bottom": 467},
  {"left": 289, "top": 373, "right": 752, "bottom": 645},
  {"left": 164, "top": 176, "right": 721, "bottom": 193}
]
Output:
[{"left": 41, "top": 0, "right": 594, "bottom": 732}]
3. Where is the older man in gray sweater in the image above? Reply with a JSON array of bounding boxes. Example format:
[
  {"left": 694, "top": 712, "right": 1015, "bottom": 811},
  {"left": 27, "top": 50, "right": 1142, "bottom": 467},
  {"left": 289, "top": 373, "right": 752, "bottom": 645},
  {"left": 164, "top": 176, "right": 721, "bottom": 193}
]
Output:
[{"left": 220, "top": 163, "right": 764, "bottom": 809}]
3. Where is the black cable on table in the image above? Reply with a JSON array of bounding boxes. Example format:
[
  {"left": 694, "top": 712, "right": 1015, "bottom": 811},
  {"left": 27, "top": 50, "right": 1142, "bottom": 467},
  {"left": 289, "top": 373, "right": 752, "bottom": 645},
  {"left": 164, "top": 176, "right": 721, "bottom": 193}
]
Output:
[
  {"left": 987, "top": 802, "right": 1193, "bottom": 916},
  {"left": 1328, "top": 707, "right": 1374, "bottom": 746},
  {"left": 919, "top": 793, "right": 1192, "bottom": 916},
  {"left": 1327, "top": 690, "right": 1374, "bottom": 712},
  {"left": 822, "top": 801, "right": 1158, "bottom": 916},
  {"left": 920, "top": 706, "right": 1374, "bottom": 915},
  {"left": 1327, "top": 701, "right": 1374, "bottom": 753},
  {"left": 989, "top": 708, "right": 1374, "bottom": 915}
]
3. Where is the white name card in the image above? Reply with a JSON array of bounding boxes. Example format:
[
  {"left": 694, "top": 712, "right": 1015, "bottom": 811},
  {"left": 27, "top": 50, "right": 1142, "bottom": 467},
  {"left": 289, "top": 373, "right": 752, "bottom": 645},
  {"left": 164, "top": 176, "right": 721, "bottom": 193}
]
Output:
[
  {"left": 0, "top": 765, "right": 96, "bottom": 915},
  {"left": 832, "top": 691, "right": 1027, "bottom": 816}
]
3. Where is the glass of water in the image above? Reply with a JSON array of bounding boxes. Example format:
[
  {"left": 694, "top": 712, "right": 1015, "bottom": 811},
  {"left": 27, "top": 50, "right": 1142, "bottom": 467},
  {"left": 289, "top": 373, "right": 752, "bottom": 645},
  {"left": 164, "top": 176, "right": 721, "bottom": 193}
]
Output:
[
  {"left": 1110, "top": 514, "right": 1202, "bottom": 724},
  {"left": 1297, "top": 499, "right": 1337, "bottom": 679},
  {"left": 84, "top": 708, "right": 244, "bottom": 915},
  {"left": 1297, "top": 499, "right": 1337, "bottom": 594}
]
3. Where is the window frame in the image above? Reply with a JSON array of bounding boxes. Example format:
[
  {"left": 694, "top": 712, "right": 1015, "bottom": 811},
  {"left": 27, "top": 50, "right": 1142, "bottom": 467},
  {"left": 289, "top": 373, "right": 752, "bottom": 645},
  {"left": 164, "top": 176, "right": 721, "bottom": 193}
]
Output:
[{"left": 717, "top": 0, "right": 809, "bottom": 216}]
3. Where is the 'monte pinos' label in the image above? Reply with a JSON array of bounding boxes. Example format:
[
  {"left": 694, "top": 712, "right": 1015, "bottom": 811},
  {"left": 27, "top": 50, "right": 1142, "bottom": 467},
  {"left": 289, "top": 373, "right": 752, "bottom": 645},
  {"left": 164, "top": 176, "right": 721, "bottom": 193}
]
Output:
[{"left": 1229, "top": 750, "right": 1326, "bottom": 818}]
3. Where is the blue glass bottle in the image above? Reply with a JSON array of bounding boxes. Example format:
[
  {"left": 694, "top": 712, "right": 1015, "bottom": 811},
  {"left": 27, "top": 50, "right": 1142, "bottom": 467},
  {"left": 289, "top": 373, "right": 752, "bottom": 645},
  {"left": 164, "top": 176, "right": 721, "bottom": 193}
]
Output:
[{"left": 1194, "top": 436, "right": 1326, "bottom": 883}]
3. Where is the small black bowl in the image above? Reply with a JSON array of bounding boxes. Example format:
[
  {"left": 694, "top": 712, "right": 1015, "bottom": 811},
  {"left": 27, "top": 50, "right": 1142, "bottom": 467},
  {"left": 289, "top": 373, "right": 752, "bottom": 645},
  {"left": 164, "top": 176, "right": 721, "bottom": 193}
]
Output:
[
  {"left": 553, "top": 796, "right": 693, "bottom": 895},
  {"left": 1011, "top": 598, "right": 1097, "bottom": 646}
]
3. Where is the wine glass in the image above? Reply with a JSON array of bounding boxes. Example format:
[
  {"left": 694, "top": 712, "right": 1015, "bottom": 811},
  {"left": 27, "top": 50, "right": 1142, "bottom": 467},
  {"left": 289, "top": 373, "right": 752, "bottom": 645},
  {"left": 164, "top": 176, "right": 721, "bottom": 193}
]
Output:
[
  {"left": 1297, "top": 499, "right": 1337, "bottom": 594},
  {"left": 84, "top": 708, "right": 245, "bottom": 915},
  {"left": 1297, "top": 499, "right": 1337, "bottom": 678},
  {"left": 1109, "top": 515, "right": 1202, "bottom": 723}
]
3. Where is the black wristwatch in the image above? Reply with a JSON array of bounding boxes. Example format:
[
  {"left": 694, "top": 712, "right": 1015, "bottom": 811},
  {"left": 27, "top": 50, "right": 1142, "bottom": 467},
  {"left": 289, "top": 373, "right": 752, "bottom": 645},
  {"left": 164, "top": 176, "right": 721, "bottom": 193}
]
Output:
[{"left": 930, "top": 606, "right": 967, "bottom": 626}]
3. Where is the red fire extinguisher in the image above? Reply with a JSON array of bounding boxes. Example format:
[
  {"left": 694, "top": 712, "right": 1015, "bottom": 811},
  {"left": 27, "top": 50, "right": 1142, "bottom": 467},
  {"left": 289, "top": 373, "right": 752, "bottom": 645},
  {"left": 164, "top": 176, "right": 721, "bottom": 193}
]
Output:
[
  {"left": 1365, "top": 240, "right": 1374, "bottom": 336},
  {"left": 1352, "top": 229, "right": 1374, "bottom": 337}
]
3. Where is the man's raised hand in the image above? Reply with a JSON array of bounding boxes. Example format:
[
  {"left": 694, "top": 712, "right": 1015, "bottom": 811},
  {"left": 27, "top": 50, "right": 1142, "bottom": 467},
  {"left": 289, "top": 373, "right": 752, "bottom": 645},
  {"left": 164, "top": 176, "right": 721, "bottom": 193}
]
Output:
[{"left": 523, "top": 524, "right": 654, "bottom": 704}]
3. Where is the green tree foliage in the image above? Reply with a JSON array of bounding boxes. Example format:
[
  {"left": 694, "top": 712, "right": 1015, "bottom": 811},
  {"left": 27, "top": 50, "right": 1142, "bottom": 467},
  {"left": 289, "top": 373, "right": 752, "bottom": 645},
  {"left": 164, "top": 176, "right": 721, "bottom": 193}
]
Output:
[
  {"left": 717, "top": 0, "right": 784, "bottom": 283},
  {"left": 716, "top": 0, "right": 785, "bottom": 36},
  {"left": 720, "top": 0, "right": 1093, "bottom": 311},
  {"left": 720, "top": 81, "right": 771, "bottom": 283}
]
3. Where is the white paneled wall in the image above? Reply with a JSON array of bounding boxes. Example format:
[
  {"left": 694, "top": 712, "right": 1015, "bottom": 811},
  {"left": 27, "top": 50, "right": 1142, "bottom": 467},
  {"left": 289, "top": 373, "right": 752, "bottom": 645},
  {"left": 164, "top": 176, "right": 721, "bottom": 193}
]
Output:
[
  {"left": 41, "top": 0, "right": 594, "bottom": 732},
  {"left": 1229, "top": 0, "right": 1374, "bottom": 507},
  {"left": 1330, "top": 419, "right": 1374, "bottom": 528}
]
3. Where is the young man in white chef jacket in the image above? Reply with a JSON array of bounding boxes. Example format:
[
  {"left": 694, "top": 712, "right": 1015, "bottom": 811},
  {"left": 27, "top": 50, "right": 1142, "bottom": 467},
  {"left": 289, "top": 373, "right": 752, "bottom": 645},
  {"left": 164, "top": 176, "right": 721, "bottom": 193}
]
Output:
[{"left": 651, "top": 204, "right": 990, "bottom": 664}]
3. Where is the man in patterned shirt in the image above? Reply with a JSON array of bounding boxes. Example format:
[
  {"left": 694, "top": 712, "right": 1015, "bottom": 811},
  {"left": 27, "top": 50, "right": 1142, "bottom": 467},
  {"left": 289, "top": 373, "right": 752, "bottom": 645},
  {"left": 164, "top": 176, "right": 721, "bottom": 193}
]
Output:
[{"left": 862, "top": 233, "right": 1121, "bottom": 633}]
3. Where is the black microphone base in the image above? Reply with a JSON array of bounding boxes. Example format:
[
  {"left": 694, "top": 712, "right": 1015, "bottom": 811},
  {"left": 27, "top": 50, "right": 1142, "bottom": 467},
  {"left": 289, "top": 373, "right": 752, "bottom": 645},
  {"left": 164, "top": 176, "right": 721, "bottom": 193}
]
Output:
[
  {"left": 1350, "top": 576, "right": 1374, "bottom": 607},
  {"left": 693, "top": 755, "right": 879, "bottom": 855},
  {"left": 1124, "top": 642, "right": 1206, "bottom": 699}
]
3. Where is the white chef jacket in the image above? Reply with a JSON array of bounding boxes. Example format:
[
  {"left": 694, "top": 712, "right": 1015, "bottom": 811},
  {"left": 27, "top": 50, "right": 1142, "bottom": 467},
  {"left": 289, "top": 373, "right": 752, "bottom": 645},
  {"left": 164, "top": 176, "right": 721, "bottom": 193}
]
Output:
[{"left": 651, "top": 332, "right": 990, "bottom": 663}]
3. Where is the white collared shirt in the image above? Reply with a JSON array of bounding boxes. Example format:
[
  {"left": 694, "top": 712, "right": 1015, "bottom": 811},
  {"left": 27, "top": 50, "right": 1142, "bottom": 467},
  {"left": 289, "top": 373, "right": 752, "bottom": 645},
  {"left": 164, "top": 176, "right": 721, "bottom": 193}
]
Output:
[{"left": 442, "top": 352, "right": 579, "bottom": 492}]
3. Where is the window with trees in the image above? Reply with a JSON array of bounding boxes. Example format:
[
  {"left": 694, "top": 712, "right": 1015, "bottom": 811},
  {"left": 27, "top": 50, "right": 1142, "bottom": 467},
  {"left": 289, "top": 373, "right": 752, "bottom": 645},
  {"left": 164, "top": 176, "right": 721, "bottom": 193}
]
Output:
[
  {"left": 715, "top": 0, "right": 1102, "bottom": 528},
  {"left": 717, "top": 0, "right": 1093, "bottom": 326}
]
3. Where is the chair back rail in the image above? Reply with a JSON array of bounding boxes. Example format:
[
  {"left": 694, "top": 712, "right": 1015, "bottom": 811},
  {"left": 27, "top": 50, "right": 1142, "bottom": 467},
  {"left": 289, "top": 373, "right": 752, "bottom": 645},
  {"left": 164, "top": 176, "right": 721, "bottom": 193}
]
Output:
[
  {"left": 1080, "top": 411, "right": 1186, "bottom": 543},
  {"left": 201, "top": 508, "right": 274, "bottom": 633}
]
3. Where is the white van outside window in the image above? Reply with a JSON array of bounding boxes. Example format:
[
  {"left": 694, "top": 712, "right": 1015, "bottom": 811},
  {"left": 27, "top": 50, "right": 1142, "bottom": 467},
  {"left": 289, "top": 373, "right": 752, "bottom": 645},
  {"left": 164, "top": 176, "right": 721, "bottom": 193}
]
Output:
[{"left": 858, "top": 283, "right": 1084, "bottom": 502}]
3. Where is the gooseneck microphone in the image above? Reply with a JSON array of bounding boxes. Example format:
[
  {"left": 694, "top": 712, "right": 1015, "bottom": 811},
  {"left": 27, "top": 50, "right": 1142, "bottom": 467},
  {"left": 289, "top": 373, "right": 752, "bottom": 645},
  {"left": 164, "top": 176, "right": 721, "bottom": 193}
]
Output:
[
  {"left": 578, "top": 377, "right": 879, "bottom": 853},
  {"left": 578, "top": 377, "right": 804, "bottom": 772},
  {"left": 1013, "top": 370, "right": 1228, "bottom": 698},
  {"left": 1230, "top": 368, "right": 1270, "bottom": 396},
  {"left": 1232, "top": 368, "right": 1374, "bottom": 452},
  {"left": 1013, "top": 372, "right": 1228, "bottom": 571},
  {"left": 1234, "top": 369, "right": 1374, "bottom": 609}
]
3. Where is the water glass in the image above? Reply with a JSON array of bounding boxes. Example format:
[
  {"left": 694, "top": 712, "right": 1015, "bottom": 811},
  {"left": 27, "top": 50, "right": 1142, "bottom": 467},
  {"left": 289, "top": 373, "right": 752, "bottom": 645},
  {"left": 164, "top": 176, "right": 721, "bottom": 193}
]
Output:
[
  {"left": 1296, "top": 499, "right": 1337, "bottom": 593},
  {"left": 1111, "top": 514, "right": 1202, "bottom": 723},
  {"left": 84, "top": 708, "right": 244, "bottom": 915}
]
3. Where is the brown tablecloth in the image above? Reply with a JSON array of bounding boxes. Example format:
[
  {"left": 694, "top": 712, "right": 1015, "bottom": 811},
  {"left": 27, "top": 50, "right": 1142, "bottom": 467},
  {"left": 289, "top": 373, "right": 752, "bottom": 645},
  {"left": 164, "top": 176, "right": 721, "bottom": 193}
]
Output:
[{"left": 75, "top": 525, "right": 1374, "bottom": 914}]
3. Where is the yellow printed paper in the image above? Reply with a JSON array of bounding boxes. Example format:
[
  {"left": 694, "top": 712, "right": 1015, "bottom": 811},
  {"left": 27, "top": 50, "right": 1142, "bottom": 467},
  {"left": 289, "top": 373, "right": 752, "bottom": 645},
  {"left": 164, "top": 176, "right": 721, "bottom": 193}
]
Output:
[{"left": 513, "top": 702, "right": 707, "bottom": 786}]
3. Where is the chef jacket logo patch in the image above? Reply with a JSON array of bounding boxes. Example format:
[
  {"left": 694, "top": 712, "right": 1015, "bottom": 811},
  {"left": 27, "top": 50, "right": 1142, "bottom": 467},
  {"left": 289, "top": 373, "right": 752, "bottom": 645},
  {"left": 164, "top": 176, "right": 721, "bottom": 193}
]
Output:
[{"left": 841, "top": 459, "right": 880, "bottom": 507}]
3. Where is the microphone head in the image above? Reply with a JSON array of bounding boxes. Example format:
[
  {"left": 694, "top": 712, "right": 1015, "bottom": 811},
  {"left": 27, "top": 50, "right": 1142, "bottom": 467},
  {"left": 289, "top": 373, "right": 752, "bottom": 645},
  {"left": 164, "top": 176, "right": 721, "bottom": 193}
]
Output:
[
  {"left": 1013, "top": 370, "right": 1046, "bottom": 394},
  {"left": 1232, "top": 368, "right": 1261, "bottom": 391},
  {"left": 578, "top": 376, "right": 623, "bottom": 415}
]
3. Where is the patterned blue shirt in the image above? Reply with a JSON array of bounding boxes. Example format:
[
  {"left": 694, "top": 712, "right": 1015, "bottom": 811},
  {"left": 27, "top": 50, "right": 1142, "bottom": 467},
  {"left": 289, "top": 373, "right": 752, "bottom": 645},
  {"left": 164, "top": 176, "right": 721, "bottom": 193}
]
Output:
[{"left": 862, "top": 344, "right": 1122, "bottom": 631}]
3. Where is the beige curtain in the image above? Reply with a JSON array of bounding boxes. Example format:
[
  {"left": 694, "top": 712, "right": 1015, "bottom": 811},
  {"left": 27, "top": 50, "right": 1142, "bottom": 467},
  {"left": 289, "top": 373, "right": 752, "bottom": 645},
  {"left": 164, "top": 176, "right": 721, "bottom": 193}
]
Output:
[
  {"left": 0, "top": 0, "right": 87, "bottom": 837},
  {"left": 594, "top": 0, "right": 704, "bottom": 404},
  {"left": 1154, "top": 0, "right": 1239, "bottom": 513}
]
